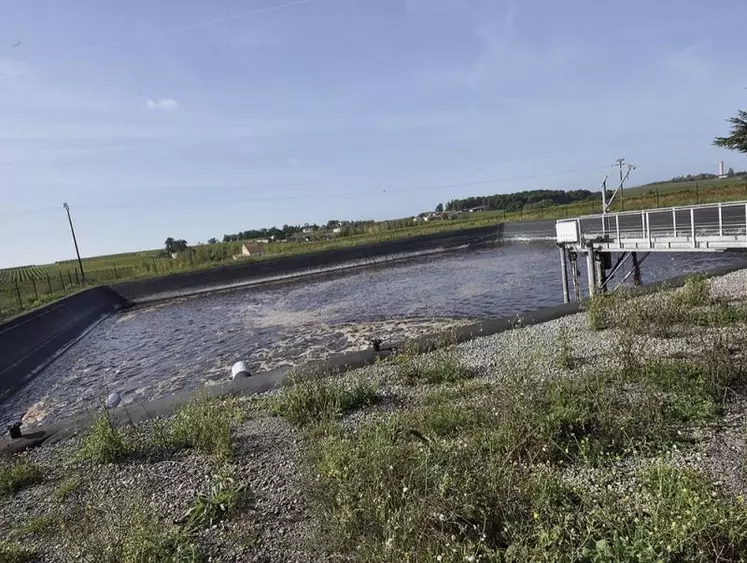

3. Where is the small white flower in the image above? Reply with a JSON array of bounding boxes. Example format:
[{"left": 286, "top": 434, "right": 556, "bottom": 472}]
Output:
[{"left": 437, "top": 556, "right": 443, "bottom": 562}]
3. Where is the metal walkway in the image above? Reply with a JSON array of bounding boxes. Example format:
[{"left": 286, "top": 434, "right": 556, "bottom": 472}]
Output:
[
  {"left": 555, "top": 201, "right": 747, "bottom": 300},
  {"left": 556, "top": 201, "right": 747, "bottom": 252}
]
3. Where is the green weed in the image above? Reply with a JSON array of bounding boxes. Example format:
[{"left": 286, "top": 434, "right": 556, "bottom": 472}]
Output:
[
  {"left": 689, "top": 302, "right": 747, "bottom": 327},
  {"left": 54, "top": 475, "right": 82, "bottom": 501},
  {"left": 585, "top": 291, "right": 628, "bottom": 330},
  {"left": 59, "top": 500, "right": 199, "bottom": 562},
  {"left": 78, "top": 412, "right": 133, "bottom": 464},
  {"left": 179, "top": 474, "right": 250, "bottom": 532},
  {"left": 422, "top": 380, "right": 492, "bottom": 405},
  {"left": 0, "top": 459, "right": 43, "bottom": 497},
  {"left": 554, "top": 329, "right": 575, "bottom": 370},
  {"left": 272, "top": 378, "right": 378, "bottom": 427},
  {"left": 13, "top": 514, "right": 59, "bottom": 538},
  {"left": 640, "top": 361, "right": 724, "bottom": 422},
  {"left": 162, "top": 395, "right": 240, "bottom": 460},
  {"left": 396, "top": 347, "right": 475, "bottom": 385},
  {"left": 674, "top": 275, "right": 711, "bottom": 308}
]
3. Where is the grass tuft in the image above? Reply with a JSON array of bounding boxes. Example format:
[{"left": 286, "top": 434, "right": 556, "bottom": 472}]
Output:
[
  {"left": 62, "top": 504, "right": 200, "bottom": 562},
  {"left": 689, "top": 302, "right": 747, "bottom": 327},
  {"left": 554, "top": 329, "right": 575, "bottom": 370},
  {"left": 179, "top": 474, "right": 250, "bottom": 532},
  {"left": 0, "top": 459, "right": 43, "bottom": 497},
  {"left": 674, "top": 274, "right": 711, "bottom": 307},
  {"left": 396, "top": 346, "right": 475, "bottom": 385},
  {"left": 54, "top": 475, "right": 82, "bottom": 502},
  {"left": 161, "top": 394, "right": 240, "bottom": 460},
  {"left": 272, "top": 378, "right": 378, "bottom": 427},
  {"left": 78, "top": 412, "right": 133, "bottom": 464},
  {"left": 585, "top": 291, "right": 628, "bottom": 330},
  {"left": 13, "top": 514, "right": 60, "bottom": 538}
]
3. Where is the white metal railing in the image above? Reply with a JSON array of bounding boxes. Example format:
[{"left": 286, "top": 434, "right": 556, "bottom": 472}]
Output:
[{"left": 556, "top": 201, "right": 747, "bottom": 251}]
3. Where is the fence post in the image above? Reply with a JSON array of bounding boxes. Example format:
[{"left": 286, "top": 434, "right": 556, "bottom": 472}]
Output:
[
  {"left": 60, "top": 270, "right": 65, "bottom": 290},
  {"left": 113, "top": 263, "right": 118, "bottom": 280},
  {"left": 696, "top": 182, "right": 700, "bottom": 204},
  {"left": 68, "top": 270, "right": 73, "bottom": 286},
  {"left": 31, "top": 278, "right": 38, "bottom": 301},
  {"left": 74, "top": 269, "right": 79, "bottom": 285},
  {"left": 14, "top": 279, "right": 22, "bottom": 308},
  {"left": 656, "top": 189, "right": 660, "bottom": 207},
  {"left": 46, "top": 273, "right": 52, "bottom": 294},
  {"left": 152, "top": 256, "right": 157, "bottom": 273}
]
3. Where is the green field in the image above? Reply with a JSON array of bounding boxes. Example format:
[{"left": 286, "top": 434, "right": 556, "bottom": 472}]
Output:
[
  {"left": 0, "top": 265, "right": 59, "bottom": 283},
  {"left": 2, "top": 179, "right": 746, "bottom": 320},
  {"left": 624, "top": 175, "right": 744, "bottom": 197}
]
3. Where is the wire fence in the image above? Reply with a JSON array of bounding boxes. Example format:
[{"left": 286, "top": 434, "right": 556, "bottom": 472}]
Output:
[{"left": 0, "top": 264, "right": 142, "bottom": 319}]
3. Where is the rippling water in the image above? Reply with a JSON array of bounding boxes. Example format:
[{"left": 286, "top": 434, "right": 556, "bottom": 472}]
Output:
[{"left": 5, "top": 242, "right": 747, "bottom": 427}]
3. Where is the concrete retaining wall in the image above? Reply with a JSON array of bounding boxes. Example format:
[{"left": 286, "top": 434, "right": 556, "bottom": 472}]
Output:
[{"left": 0, "top": 287, "right": 129, "bottom": 405}]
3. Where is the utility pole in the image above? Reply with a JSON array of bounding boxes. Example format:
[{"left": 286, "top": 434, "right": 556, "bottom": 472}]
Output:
[
  {"left": 615, "top": 158, "right": 626, "bottom": 210},
  {"left": 63, "top": 202, "right": 85, "bottom": 283}
]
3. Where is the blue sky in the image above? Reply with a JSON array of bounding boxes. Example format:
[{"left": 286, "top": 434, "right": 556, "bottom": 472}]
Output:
[{"left": 0, "top": 0, "right": 745, "bottom": 267}]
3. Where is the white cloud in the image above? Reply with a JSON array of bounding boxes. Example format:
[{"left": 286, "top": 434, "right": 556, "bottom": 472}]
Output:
[
  {"left": 287, "top": 157, "right": 299, "bottom": 166},
  {"left": 145, "top": 99, "right": 180, "bottom": 112}
]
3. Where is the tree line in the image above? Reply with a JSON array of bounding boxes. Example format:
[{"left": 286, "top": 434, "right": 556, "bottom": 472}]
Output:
[{"left": 443, "top": 189, "right": 597, "bottom": 213}]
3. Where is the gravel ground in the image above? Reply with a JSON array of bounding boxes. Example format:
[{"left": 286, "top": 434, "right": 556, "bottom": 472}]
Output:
[{"left": 4, "top": 268, "right": 747, "bottom": 561}]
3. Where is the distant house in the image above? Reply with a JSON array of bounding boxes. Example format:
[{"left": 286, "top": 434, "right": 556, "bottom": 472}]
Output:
[
  {"left": 332, "top": 227, "right": 342, "bottom": 234},
  {"left": 241, "top": 242, "right": 264, "bottom": 256}
]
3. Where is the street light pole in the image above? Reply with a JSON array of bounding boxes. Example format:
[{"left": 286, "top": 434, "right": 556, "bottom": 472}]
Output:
[{"left": 63, "top": 202, "right": 85, "bottom": 283}]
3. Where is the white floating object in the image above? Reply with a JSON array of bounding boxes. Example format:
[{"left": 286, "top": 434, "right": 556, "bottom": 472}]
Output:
[
  {"left": 106, "top": 391, "right": 121, "bottom": 409},
  {"left": 231, "top": 361, "right": 251, "bottom": 379}
]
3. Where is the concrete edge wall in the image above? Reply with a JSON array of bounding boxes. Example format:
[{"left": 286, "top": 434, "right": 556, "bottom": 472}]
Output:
[
  {"left": 4, "top": 259, "right": 742, "bottom": 454},
  {"left": 0, "top": 287, "right": 130, "bottom": 405}
]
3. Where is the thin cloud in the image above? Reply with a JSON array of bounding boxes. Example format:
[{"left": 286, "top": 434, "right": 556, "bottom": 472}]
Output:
[{"left": 146, "top": 99, "right": 179, "bottom": 112}]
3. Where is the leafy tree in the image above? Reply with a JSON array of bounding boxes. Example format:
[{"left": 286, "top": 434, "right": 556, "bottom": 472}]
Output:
[
  {"left": 714, "top": 109, "right": 747, "bottom": 153},
  {"left": 207, "top": 237, "right": 218, "bottom": 244},
  {"left": 435, "top": 203, "right": 444, "bottom": 213},
  {"left": 728, "top": 167, "right": 735, "bottom": 177},
  {"left": 165, "top": 238, "right": 188, "bottom": 254}
]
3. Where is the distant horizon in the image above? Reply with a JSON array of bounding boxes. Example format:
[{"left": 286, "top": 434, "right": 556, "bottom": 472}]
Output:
[{"left": 1, "top": 166, "right": 741, "bottom": 269}]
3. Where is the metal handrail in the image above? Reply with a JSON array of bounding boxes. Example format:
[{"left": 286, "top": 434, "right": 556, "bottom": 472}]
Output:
[{"left": 556, "top": 199, "right": 747, "bottom": 223}]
